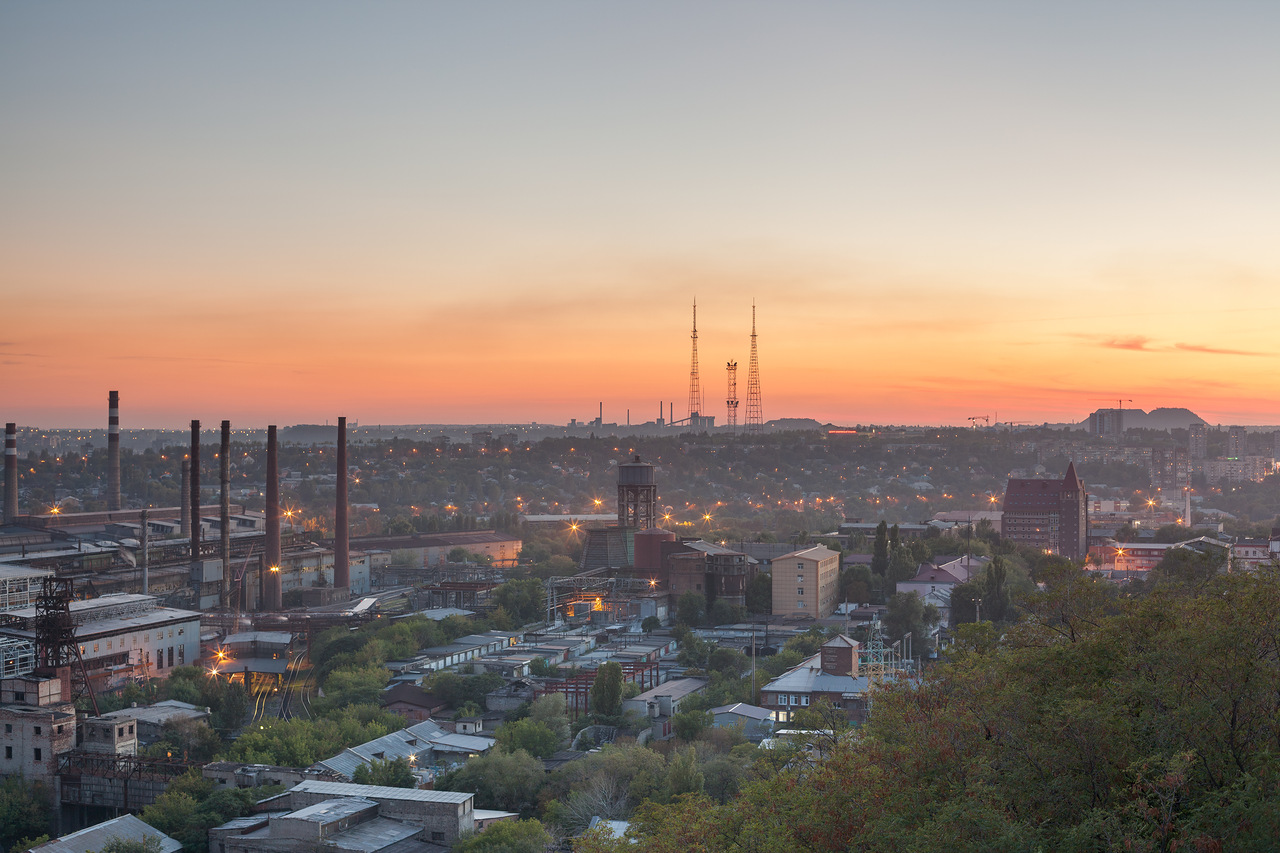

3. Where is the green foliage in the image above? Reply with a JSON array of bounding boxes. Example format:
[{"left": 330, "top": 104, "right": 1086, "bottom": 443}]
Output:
[
  {"left": 529, "top": 656, "right": 560, "bottom": 677},
  {"left": 641, "top": 615, "right": 663, "bottom": 633},
  {"left": 745, "top": 572, "right": 772, "bottom": 614},
  {"left": 159, "top": 665, "right": 247, "bottom": 731},
  {"left": 424, "top": 670, "right": 506, "bottom": 712},
  {"left": 312, "top": 663, "right": 390, "bottom": 714},
  {"left": 0, "top": 778, "right": 52, "bottom": 853},
  {"left": 224, "top": 704, "right": 403, "bottom": 766},
  {"left": 591, "top": 662, "right": 624, "bottom": 717},
  {"left": 882, "top": 591, "right": 939, "bottom": 646},
  {"left": 436, "top": 749, "right": 546, "bottom": 813},
  {"left": 491, "top": 579, "right": 546, "bottom": 625},
  {"left": 671, "top": 710, "right": 712, "bottom": 742},
  {"left": 871, "top": 520, "right": 889, "bottom": 576},
  {"left": 676, "top": 592, "right": 705, "bottom": 626},
  {"left": 352, "top": 756, "right": 416, "bottom": 788},
  {"left": 100, "top": 835, "right": 163, "bottom": 853},
  {"left": 496, "top": 719, "right": 561, "bottom": 758},
  {"left": 140, "top": 770, "right": 283, "bottom": 853},
  {"left": 142, "top": 717, "right": 222, "bottom": 762},
  {"left": 664, "top": 746, "right": 704, "bottom": 798},
  {"left": 707, "top": 599, "right": 743, "bottom": 625},
  {"left": 528, "top": 693, "right": 571, "bottom": 747},
  {"left": 453, "top": 818, "right": 552, "bottom": 853},
  {"left": 7, "top": 835, "right": 50, "bottom": 853}
]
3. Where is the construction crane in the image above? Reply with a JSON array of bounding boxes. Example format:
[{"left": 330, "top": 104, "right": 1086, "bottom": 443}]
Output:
[{"left": 967, "top": 416, "right": 990, "bottom": 428}]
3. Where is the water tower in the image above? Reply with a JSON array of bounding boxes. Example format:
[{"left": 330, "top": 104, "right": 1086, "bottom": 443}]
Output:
[{"left": 617, "top": 455, "right": 657, "bottom": 530}]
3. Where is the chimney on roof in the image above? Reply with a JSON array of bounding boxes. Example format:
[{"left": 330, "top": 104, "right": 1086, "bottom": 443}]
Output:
[
  {"left": 4, "top": 422, "right": 17, "bottom": 524},
  {"left": 819, "top": 635, "right": 859, "bottom": 677},
  {"left": 334, "top": 416, "right": 350, "bottom": 590},
  {"left": 107, "top": 391, "right": 121, "bottom": 511}
]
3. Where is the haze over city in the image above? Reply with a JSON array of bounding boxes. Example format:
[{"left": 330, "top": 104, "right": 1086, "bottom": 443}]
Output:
[{"left": 3, "top": 3, "right": 1279, "bottom": 429}]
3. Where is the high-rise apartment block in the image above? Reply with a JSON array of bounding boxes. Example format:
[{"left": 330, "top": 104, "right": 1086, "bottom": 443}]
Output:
[
  {"left": 1000, "top": 463, "right": 1088, "bottom": 560},
  {"left": 1188, "top": 423, "right": 1208, "bottom": 460},
  {"left": 1227, "top": 426, "right": 1248, "bottom": 459}
]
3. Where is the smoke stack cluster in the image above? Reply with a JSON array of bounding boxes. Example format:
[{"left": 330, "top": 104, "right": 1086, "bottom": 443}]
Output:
[
  {"left": 107, "top": 391, "right": 121, "bottom": 511},
  {"left": 220, "top": 420, "right": 232, "bottom": 610},
  {"left": 3, "top": 423, "right": 16, "bottom": 524},
  {"left": 265, "top": 425, "right": 281, "bottom": 611},
  {"left": 190, "top": 421, "right": 201, "bottom": 560},
  {"left": 335, "top": 416, "right": 349, "bottom": 590}
]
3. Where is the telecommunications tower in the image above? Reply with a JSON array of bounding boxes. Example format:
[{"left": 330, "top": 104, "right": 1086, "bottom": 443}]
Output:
[
  {"left": 745, "top": 302, "right": 764, "bottom": 434},
  {"left": 687, "top": 301, "right": 704, "bottom": 421}
]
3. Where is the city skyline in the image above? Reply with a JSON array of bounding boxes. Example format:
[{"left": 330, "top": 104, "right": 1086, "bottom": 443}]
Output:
[{"left": 3, "top": 4, "right": 1279, "bottom": 429}]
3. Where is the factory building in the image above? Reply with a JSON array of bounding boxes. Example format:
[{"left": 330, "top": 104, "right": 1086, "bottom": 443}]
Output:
[{"left": 0, "top": 594, "right": 202, "bottom": 690}]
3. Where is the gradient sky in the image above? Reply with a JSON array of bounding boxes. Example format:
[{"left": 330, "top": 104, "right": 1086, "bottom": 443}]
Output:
[{"left": 3, "top": 3, "right": 1279, "bottom": 429}]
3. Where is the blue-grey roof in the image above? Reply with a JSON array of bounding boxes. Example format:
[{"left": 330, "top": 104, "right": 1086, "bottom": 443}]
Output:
[
  {"left": 760, "top": 653, "right": 877, "bottom": 696},
  {"left": 315, "top": 721, "right": 493, "bottom": 779},
  {"left": 291, "top": 780, "right": 474, "bottom": 804},
  {"left": 31, "top": 814, "right": 182, "bottom": 853},
  {"left": 709, "top": 702, "right": 773, "bottom": 721}
]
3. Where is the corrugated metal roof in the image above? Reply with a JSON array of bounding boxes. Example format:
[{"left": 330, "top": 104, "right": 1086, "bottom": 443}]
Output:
[
  {"left": 31, "top": 814, "right": 181, "bottom": 853},
  {"left": 291, "top": 780, "right": 473, "bottom": 804}
]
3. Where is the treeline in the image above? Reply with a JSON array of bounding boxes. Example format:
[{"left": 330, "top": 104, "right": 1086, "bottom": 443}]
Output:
[{"left": 575, "top": 563, "right": 1280, "bottom": 852}]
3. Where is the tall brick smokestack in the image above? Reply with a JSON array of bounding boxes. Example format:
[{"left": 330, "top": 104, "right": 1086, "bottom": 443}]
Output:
[
  {"left": 335, "top": 416, "right": 349, "bottom": 590},
  {"left": 3, "top": 423, "right": 17, "bottom": 524},
  {"left": 190, "top": 421, "right": 201, "bottom": 560},
  {"left": 180, "top": 459, "right": 191, "bottom": 538},
  {"left": 220, "top": 420, "right": 232, "bottom": 610},
  {"left": 265, "top": 425, "right": 281, "bottom": 611},
  {"left": 107, "top": 391, "right": 121, "bottom": 511},
  {"left": 140, "top": 507, "right": 150, "bottom": 594}
]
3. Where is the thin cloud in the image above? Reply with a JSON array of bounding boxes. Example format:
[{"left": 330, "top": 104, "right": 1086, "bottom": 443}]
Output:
[
  {"left": 1172, "top": 342, "right": 1268, "bottom": 357},
  {"left": 1099, "top": 336, "right": 1154, "bottom": 351}
]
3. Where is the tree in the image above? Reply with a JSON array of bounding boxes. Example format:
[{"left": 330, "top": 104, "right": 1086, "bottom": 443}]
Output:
[
  {"left": 496, "top": 719, "right": 560, "bottom": 758},
  {"left": 671, "top": 709, "right": 712, "bottom": 741},
  {"left": 978, "top": 556, "right": 1011, "bottom": 623},
  {"left": 745, "top": 572, "right": 772, "bottom": 614},
  {"left": 871, "top": 521, "right": 889, "bottom": 576},
  {"left": 528, "top": 693, "right": 571, "bottom": 747},
  {"left": 491, "top": 579, "right": 546, "bottom": 624},
  {"left": 436, "top": 749, "right": 545, "bottom": 813},
  {"left": 676, "top": 592, "right": 705, "bottom": 626},
  {"left": 0, "top": 778, "right": 53, "bottom": 853},
  {"left": 352, "top": 756, "right": 416, "bottom": 788},
  {"left": 641, "top": 615, "right": 662, "bottom": 633},
  {"left": 708, "top": 599, "right": 743, "bottom": 625},
  {"left": 882, "top": 591, "right": 939, "bottom": 649},
  {"left": 665, "top": 746, "right": 705, "bottom": 797},
  {"left": 591, "top": 662, "right": 624, "bottom": 717},
  {"left": 453, "top": 819, "right": 553, "bottom": 853},
  {"left": 101, "top": 835, "right": 164, "bottom": 853}
]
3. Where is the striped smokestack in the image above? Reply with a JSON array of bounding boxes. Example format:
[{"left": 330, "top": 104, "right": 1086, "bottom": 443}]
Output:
[
  {"left": 107, "top": 391, "right": 121, "bottom": 511},
  {"left": 220, "top": 420, "right": 232, "bottom": 610},
  {"left": 190, "top": 421, "right": 201, "bottom": 560},
  {"left": 265, "top": 424, "right": 281, "bottom": 611},
  {"left": 335, "top": 416, "right": 349, "bottom": 590},
  {"left": 3, "top": 423, "right": 17, "bottom": 524},
  {"left": 180, "top": 459, "right": 191, "bottom": 538},
  {"left": 140, "top": 507, "right": 150, "bottom": 594}
]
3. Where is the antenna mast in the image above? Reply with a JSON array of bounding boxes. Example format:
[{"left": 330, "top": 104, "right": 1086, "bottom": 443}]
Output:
[
  {"left": 745, "top": 302, "right": 763, "bottom": 435},
  {"left": 726, "top": 361, "right": 739, "bottom": 435},
  {"left": 687, "top": 300, "right": 703, "bottom": 422}
]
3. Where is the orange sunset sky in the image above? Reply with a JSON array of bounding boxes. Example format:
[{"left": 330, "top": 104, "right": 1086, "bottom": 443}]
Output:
[{"left": 3, "top": 4, "right": 1278, "bottom": 429}]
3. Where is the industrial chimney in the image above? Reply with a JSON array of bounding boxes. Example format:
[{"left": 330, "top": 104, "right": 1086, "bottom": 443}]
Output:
[
  {"left": 107, "top": 391, "right": 121, "bottom": 511},
  {"left": 265, "top": 425, "right": 280, "bottom": 611},
  {"left": 190, "top": 421, "right": 201, "bottom": 560},
  {"left": 334, "top": 416, "right": 349, "bottom": 590},
  {"left": 180, "top": 459, "right": 191, "bottom": 538},
  {"left": 220, "top": 420, "right": 232, "bottom": 610},
  {"left": 3, "top": 423, "right": 17, "bottom": 524}
]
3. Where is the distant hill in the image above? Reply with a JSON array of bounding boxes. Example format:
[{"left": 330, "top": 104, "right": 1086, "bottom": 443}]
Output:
[{"left": 1077, "top": 407, "right": 1207, "bottom": 432}]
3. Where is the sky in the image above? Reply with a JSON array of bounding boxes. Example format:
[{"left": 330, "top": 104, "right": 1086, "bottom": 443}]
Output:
[{"left": 3, "top": 3, "right": 1279, "bottom": 429}]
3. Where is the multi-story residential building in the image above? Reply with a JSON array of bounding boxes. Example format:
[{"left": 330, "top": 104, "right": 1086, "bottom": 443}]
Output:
[
  {"left": 1227, "top": 425, "right": 1248, "bottom": 459},
  {"left": 1203, "top": 456, "right": 1276, "bottom": 484},
  {"left": 770, "top": 546, "right": 840, "bottom": 619},
  {"left": 1189, "top": 423, "right": 1208, "bottom": 460},
  {"left": 1000, "top": 463, "right": 1088, "bottom": 560},
  {"left": 1150, "top": 447, "right": 1191, "bottom": 495}
]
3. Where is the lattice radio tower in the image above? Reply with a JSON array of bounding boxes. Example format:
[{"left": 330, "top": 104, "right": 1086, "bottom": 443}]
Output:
[
  {"left": 687, "top": 300, "right": 703, "bottom": 421},
  {"left": 745, "top": 302, "right": 764, "bottom": 434},
  {"left": 726, "top": 361, "right": 739, "bottom": 435}
]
